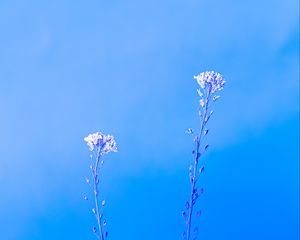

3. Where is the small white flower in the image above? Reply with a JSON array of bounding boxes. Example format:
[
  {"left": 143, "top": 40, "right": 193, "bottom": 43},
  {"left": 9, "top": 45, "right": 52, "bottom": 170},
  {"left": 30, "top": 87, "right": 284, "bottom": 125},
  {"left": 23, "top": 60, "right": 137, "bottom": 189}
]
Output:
[
  {"left": 200, "top": 99, "right": 205, "bottom": 108},
  {"left": 194, "top": 74, "right": 206, "bottom": 89},
  {"left": 84, "top": 132, "right": 103, "bottom": 151}
]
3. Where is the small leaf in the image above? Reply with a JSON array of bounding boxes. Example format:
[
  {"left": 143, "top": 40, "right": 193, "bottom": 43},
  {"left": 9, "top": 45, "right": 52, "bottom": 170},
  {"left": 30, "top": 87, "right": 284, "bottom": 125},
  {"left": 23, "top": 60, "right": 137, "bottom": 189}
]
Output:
[
  {"left": 204, "top": 129, "right": 209, "bottom": 135},
  {"left": 92, "top": 226, "right": 97, "bottom": 233},
  {"left": 185, "top": 201, "right": 190, "bottom": 209},
  {"left": 199, "top": 166, "right": 204, "bottom": 174},
  {"left": 204, "top": 144, "right": 209, "bottom": 150},
  {"left": 197, "top": 89, "right": 203, "bottom": 97},
  {"left": 83, "top": 195, "right": 88, "bottom": 200},
  {"left": 193, "top": 193, "right": 199, "bottom": 202},
  {"left": 102, "top": 200, "right": 106, "bottom": 206},
  {"left": 213, "top": 95, "right": 220, "bottom": 101},
  {"left": 196, "top": 210, "right": 202, "bottom": 217},
  {"left": 204, "top": 115, "right": 211, "bottom": 123},
  {"left": 190, "top": 175, "right": 194, "bottom": 183},
  {"left": 185, "top": 128, "right": 194, "bottom": 134}
]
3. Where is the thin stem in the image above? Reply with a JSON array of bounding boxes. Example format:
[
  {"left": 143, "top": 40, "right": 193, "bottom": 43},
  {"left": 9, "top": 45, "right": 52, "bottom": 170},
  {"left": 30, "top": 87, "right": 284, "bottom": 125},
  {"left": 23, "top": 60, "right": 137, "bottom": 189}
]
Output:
[
  {"left": 186, "top": 87, "right": 211, "bottom": 240},
  {"left": 92, "top": 147, "right": 105, "bottom": 240},
  {"left": 186, "top": 140, "right": 199, "bottom": 239}
]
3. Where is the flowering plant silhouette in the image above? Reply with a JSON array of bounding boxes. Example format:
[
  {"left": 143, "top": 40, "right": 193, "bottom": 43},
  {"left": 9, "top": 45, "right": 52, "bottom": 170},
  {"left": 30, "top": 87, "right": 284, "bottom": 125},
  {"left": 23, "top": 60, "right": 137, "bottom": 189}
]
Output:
[
  {"left": 81, "top": 72, "right": 225, "bottom": 240},
  {"left": 182, "top": 71, "right": 226, "bottom": 240},
  {"left": 83, "top": 132, "right": 117, "bottom": 240}
]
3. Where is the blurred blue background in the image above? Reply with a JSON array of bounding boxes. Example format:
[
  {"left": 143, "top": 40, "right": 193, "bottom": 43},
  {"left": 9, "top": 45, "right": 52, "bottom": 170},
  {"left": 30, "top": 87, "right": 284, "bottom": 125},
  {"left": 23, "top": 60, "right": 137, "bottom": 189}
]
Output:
[{"left": 0, "top": 0, "right": 299, "bottom": 239}]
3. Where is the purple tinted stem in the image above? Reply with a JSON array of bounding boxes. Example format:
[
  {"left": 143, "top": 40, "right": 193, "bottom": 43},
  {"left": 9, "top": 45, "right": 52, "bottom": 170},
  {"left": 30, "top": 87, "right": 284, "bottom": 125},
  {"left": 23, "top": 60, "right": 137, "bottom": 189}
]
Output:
[
  {"left": 185, "top": 87, "right": 211, "bottom": 240},
  {"left": 92, "top": 147, "right": 104, "bottom": 240}
]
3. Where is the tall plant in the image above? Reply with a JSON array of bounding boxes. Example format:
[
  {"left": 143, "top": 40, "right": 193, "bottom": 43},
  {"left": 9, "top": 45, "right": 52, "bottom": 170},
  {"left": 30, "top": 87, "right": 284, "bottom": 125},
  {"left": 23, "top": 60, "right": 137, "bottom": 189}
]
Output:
[
  {"left": 182, "top": 71, "right": 226, "bottom": 240},
  {"left": 83, "top": 132, "right": 117, "bottom": 240}
]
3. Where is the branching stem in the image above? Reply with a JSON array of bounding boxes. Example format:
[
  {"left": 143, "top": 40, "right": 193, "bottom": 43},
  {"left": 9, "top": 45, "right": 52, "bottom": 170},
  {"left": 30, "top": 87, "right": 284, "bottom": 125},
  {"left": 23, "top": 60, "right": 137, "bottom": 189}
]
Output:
[{"left": 186, "top": 87, "right": 211, "bottom": 240}]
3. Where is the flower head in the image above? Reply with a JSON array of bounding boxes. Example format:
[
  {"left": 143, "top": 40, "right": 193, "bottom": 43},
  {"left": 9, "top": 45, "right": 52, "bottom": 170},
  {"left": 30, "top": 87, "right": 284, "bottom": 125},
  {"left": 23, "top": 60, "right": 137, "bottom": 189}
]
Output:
[
  {"left": 102, "top": 134, "right": 117, "bottom": 154},
  {"left": 84, "top": 132, "right": 117, "bottom": 154},
  {"left": 194, "top": 71, "right": 226, "bottom": 93}
]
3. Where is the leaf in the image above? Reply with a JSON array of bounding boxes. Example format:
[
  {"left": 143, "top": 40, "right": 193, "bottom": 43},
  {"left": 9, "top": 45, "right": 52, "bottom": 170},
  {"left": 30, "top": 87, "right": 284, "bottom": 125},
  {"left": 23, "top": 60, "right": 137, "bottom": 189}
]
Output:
[
  {"left": 182, "top": 211, "right": 187, "bottom": 219},
  {"left": 196, "top": 210, "right": 202, "bottom": 217},
  {"left": 185, "top": 128, "right": 194, "bottom": 134}
]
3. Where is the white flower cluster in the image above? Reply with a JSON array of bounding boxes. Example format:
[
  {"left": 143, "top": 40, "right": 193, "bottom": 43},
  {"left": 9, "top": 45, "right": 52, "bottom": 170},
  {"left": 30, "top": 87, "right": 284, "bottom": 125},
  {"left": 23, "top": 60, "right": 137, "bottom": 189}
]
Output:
[
  {"left": 84, "top": 132, "right": 117, "bottom": 154},
  {"left": 194, "top": 71, "right": 225, "bottom": 94}
]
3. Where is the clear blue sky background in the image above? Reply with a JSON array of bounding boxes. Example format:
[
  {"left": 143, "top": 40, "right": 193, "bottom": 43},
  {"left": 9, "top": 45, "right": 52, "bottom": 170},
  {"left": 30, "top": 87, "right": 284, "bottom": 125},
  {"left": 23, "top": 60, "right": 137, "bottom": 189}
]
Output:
[{"left": 0, "top": 0, "right": 299, "bottom": 240}]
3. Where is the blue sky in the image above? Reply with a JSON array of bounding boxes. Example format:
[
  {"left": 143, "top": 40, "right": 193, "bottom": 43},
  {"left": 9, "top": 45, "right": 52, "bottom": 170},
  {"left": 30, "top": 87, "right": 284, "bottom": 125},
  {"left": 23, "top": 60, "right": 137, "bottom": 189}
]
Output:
[{"left": 0, "top": 0, "right": 299, "bottom": 239}]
